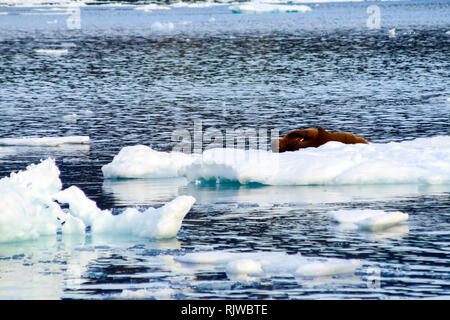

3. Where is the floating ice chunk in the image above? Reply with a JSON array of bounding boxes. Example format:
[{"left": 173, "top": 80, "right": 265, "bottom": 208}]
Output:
[
  {"left": 62, "top": 113, "right": 77, "bottom": 121},
  {"left": 55, "top": 186, "right": 196, "bottom": 239},
  {"left": 92, "top": 195, "right": 195, "bottom": 239},
  {"left": 102, "top": 145, "right": 198, "bottom": 179},
  {"left": 81, "top": 109, "right": 94, "bottom": 116},
  {"left": 134, "top": 4, "right": 171, "bottom": 11},
  {"left": 326, "top": 209, "right": 408, "bottom": 231},
  {"left": 175, "top": 251, "right": 362, "bottom": 278},
  {"left": 0, "top": 159, "right": 62, "bottom": 243},
  {"left": 0, "top": 136, "right": 89, "bottom": 146},
  {"left": 151, "top": 22, "right": 175, "bottom": 32},
  {"left": 170, "top": 1, "right": 224, "bottom": 8},
  {"left": 103, "top": 136, "right": 450, "bottom": 185},
  {"left": 175, "top": 251, "right": 238, "bottom": 265},
  {"left": 0, "top": 158, "right": 195, "bottom": 242},
  {"left": 230, "top": 3, "right": 311, "bottom": 14},
  {"left": 226, "top": 259, "right": 263, "bottom": 276},
  {"left": 34, "top": 49, "right": 68, "bottom": 55},
  {"left": 295, "top": 259, "right": 362, "bottom": 277},
  {"left": 1, "top": 0, "right": 73, "bottom": 6}
]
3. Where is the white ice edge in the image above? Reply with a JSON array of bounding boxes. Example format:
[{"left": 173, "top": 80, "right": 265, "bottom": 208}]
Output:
[
  {"left": 102, "top": 136, "right": 450, "bottom": 186},
  {"left": 0, "top": 136, "right": 89, "bottom": 146},
  {"left": 0, "top": 158, "right": 195, "bottom": 243},
  {"left": 174, "top": 251, "right": 362, "bottom": 278}
]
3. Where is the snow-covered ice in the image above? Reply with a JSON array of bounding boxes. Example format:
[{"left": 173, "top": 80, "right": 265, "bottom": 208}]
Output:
[
  {"left": 326, "top": 209, "right": 409, "bottom": 231},
  {"left": 0, "top": 159, "right": 196, "bottom": 243},
  {"left": 102, "top": 136, "right": 450, "bottom": 186},
  {"left": 0, "top": 136, "right": 89, "bottom": 146},
  {"left": 102, "top": 145, "right": 198, "bottom": 179},
  {"left": 175, "top": 251, "right": 362, "bottom": 278},
  {"left": 0, "top": 159, "right": 63, "bottom": 243}
]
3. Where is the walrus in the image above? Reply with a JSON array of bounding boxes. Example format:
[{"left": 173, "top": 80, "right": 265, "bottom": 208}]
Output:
[{"left": 272, "top": 127, "right": 368, "bottom": 153}]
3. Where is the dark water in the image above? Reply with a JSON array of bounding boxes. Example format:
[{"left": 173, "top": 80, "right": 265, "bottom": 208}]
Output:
[{"left": 0, "top": 1, "right": 449, "bottom": 299}]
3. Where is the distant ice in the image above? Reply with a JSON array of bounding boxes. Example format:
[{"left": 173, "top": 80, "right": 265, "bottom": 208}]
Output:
[
  {"left": 34, "top": 49, "right": 68, "bottom": 55},
  {"left": 389, "top": 28, "right": 396, "bottom": 38},
  {"left": 0, "top": 159, "right": 196, "bottom": 243},
  {"left": 230, "top": 1, "right": 312, "bottom": 14},
  {"left": 175, "top": 251, "right": 362, "bottom": 278},
  {"left": 170, "top": 1, "right": 226, "bottom": 8},
  {"left": 103, "top": 136, "right": 450, "bottom": 186},
  {"left": 151, "top": 22, "right": 175, "bottom": 32},
  {"left": 0, "top": 136, "right": 89, "bottom": 146},
  {"left": 81, "top": 109, "right": 94, "bottom": 116},
  {"left": 326, "top": 209, "right": 408, "bottom": 231},
  {"left": 62, "top": 113, "right": 77, "bottom": 121},
  {"left": 0, "top": 0, "right": 84, "bottom": 6},
  {"left": 134, "top": 4, "right": 171, "bottom": 12}
]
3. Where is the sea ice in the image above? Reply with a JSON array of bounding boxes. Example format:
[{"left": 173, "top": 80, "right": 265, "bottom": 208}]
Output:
[
  {"left": 151, "top": 22, "right": 175, "bottom": 32},
  {"left": 34, "top": 49, "right": 68, "bottom": 55},
  {"left": 0, "top": 136, "right": 89, "bottom": 146},
  {"left": 102, "top": 145, "right": 198, "bottom": 179},
  {"left": 229, "top": 2, "right": 312, "bottom": 14},
  {"left": 326, "top": 209, "right": 409, "bottom": 231},
  {"left": 175, "top": 251, "right": 362, "bottom": 278},
  {"left": 102, "top": 136, "right": 450, "bottom": 186},
  {"left": 0, "top": 159, "right": 196, "bottom": 243}
]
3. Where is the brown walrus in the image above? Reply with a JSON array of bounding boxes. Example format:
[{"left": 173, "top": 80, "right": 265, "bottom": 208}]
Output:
[{"left": 272, "top": 127, "right": 368, "bottom": 153}]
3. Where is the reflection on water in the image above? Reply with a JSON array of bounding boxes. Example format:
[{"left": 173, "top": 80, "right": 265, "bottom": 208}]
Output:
[
  {"left": 102, "top": 177, "right": 189, "bottom": 207},
  {"left": 104, "top": 177, "right": 450, "bottom": 207}
]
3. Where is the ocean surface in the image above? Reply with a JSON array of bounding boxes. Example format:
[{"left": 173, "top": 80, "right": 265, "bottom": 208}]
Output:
[{"left": 0, "top": 0, "right": 449, "bottom": 299}]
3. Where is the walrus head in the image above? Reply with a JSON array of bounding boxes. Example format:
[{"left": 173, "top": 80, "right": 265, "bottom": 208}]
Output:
[
  {"left": 272, "top": 127, "right": 368, "bottom": 153},
  {"left": 271, "top": 128, "right": 320, "bottom": 153}
]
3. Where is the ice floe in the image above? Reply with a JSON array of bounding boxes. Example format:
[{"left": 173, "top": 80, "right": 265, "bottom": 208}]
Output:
[
  {"left": 151, "top": 21, "right": 175, "bottom": 31},
  {"left": 0, "top": 159, "right": 63, "bottom": 242},
  {"left": 134, "top": 4, "right": 171, "bottom": 12},
  {"left": 0, "top": 136, "right": 89, "bottom": 146},
  {"left": 175, "top": 251, "right": 362, "bottom": 279},
  {"left": 102, "top": 136, "right": 450, "bottom": 186},
  {"left": 102, "top": 145, "right": 197, "bottom": 179},
  {"left": 55, "top": 186, "right": 196, "bottom": 239},
  {"left": 0, "top": 159, "right": 196, "bottom": 243},
  {"left": 34, "top": 49, "right": 68, "bottom": 55},
  {"left": 326, "top": 209, "right": 409, "bottom": 231},
  {"left": 229, "top": 1, "right": 312, "bottom": 14}
]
